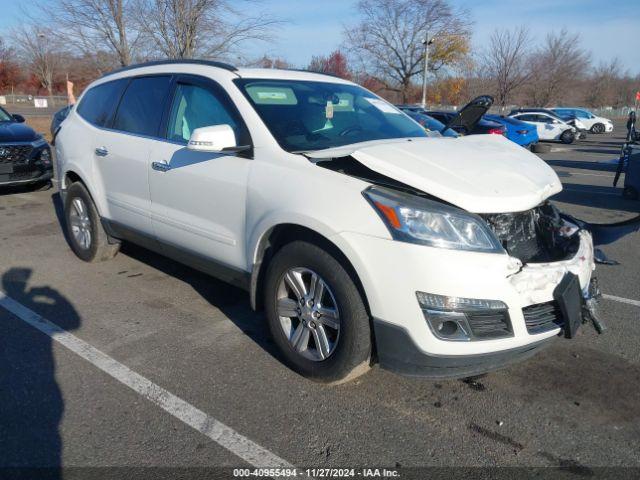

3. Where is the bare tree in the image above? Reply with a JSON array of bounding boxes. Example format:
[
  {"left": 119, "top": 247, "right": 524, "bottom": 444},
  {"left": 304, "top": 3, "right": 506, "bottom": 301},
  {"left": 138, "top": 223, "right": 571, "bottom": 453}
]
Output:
[
  {"left": 12, "top": 26, "right": 60, "bottom": 97},
  {"left": 35, "top": 0, "right": 138, "bottom": 67},
  {"left": 583, "top": 58, "right": 625, "bottom": 108},
  {"left": 525, "top": 29, "right": 590, "bottom": 106},
  {"left": 344, "top": 0, "right": 470, "bottom": 102},
  {"left": 135, "top": 0, "right": 278, "bottom": 60},
  {"left": 478, "top": 26, "right": 533, "bottom": 109}
]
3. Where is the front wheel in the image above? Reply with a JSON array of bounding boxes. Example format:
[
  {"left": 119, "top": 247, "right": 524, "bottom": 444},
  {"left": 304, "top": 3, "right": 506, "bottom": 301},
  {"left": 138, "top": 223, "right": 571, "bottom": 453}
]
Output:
[
  {"left": 264, "top": 241, "right": 372, "bottom": 383},
  {"left": 560, "top": 130, "right": 575, "bottom": 144},
  {"left": 590, "top": 123, "right": 605, "bottom": 134}
]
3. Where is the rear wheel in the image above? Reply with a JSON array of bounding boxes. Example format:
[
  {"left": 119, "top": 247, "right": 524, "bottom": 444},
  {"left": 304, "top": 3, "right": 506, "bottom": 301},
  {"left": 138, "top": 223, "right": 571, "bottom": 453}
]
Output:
[
  {"left": 560, "top": 130, "right": 575, "bottom": 144},
  {"left": 64, "top": 182, "right": 120, "bottom": 262},
  {"left": 590, "top": 123, "right": 605, "bottom": 134},
  {"left": 264, "top": 241, "right": 372, "bottom": 383}
]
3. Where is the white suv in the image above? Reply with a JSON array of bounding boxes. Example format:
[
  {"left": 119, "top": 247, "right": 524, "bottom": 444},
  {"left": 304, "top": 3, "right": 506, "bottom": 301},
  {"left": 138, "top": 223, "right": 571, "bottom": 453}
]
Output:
[{"left": 55, "top": 60, "right": 598, "bottom": 383}]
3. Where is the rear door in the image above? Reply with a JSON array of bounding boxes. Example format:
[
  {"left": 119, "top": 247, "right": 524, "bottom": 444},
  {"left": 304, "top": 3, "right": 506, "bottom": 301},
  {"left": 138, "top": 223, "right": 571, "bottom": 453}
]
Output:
[
  {"left": 148, "top": 74, "right": 253, "bottom": 270},
  {"left": 94, "top": 75, "right": 173, "bottom": 236}
]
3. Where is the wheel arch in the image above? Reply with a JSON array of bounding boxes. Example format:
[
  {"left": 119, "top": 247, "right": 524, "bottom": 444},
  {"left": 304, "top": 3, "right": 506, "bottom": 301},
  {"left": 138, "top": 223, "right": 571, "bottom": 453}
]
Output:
[
  {"left": 249, "top": 223, "right": 371, "bottom": 320},
  {"left": 61, "top": 167, "right": 105, "bottom": 217}
]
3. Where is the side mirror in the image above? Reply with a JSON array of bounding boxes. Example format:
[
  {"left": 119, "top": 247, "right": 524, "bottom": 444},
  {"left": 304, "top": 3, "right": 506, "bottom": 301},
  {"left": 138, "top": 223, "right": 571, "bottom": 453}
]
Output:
[
  {"left": 12, "top": 114, "right": 25, "bottom": 123},
  {"left": 187, "top": 124, "right": 238, "bottom": 152}
]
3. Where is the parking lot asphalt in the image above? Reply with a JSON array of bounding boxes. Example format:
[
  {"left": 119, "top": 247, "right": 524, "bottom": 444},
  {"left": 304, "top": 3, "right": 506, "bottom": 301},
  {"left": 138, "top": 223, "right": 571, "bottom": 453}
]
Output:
[{"left": 1, "top": 120, "right": 639, "bottom": 475}]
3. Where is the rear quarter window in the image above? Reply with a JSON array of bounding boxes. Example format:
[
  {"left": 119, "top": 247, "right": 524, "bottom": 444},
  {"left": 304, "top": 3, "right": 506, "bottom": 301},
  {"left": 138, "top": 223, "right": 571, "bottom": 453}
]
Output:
[{"left": 76, "top": 79, "right": 128, "bottom": 127}]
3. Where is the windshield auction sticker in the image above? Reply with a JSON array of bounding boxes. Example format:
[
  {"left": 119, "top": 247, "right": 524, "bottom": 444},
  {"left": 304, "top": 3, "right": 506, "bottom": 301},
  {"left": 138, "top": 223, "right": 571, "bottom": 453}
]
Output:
[{"left": 364, "top": 98, "right": 402, "bottom": 114}]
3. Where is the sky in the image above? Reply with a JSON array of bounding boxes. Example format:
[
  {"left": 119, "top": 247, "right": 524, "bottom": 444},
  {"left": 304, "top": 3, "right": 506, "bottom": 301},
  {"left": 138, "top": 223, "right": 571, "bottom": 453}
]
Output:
[{"left": 1, "top": 0, "right": 639, "bottom": 73}]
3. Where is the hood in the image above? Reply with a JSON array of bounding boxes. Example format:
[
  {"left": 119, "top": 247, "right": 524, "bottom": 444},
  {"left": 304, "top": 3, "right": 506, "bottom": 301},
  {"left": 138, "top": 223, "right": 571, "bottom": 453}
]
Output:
[
  {"left": 306, "top": 135, "right": 562, "bottom": 214},
  {"left": 0, "top": 121, "right": 39, "bottom": 143},
  {"left": 443, "top": 95, "right": 494, "bottom": 134}
]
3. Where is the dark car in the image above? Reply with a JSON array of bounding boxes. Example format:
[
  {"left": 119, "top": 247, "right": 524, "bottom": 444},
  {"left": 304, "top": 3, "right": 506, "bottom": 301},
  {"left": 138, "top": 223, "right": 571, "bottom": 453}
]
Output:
[
  {"left": 426, "top": 110, "right": 506, "bottom": 136},
  {"left": 0, "top": 106, "right": 53, "bottom": 188},
  {"left": 51, "top": 104, "right": 73, "bottom": 141},
  {"left": 396, "top": 107, "right": 458, "bottom": 137}
]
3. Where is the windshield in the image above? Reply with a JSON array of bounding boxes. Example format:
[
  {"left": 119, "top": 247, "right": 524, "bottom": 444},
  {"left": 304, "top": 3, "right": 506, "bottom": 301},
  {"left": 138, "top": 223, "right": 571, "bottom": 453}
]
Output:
[
  {"left": 0, "top": 107, "right": 12, "bottom": 122},
  {"left": 234, "top": 79, "right": 426, "bottom": 152}
]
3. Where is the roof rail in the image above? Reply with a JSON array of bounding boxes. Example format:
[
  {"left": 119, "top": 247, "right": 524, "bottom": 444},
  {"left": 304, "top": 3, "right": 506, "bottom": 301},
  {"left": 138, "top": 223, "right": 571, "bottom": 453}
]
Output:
[{"left": 101, "top": 59, "right": 238, "bottom": 78}]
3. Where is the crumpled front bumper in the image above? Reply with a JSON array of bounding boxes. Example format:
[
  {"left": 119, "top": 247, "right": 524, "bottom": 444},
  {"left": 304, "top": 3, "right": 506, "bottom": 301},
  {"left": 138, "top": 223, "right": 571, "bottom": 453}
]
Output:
[{"left": 336, "top": 228, "right": 596, "bottom": 378}]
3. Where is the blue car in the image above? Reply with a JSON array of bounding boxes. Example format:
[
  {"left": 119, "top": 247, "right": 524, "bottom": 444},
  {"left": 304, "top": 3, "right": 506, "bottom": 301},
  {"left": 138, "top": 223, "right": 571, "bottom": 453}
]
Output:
[{"left": 485, "top": 114, "right": 538, "bottom": 147}]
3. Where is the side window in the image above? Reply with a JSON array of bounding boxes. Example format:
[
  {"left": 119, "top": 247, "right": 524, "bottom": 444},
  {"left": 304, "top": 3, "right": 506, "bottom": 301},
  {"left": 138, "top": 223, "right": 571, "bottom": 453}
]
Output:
[
  {"left": 112, "top": 76, "right": 172, "bottom": 137},
  {"left": 518, "top": 115, "right": 535, "bottom": 122},
  {"left": 166, "top": 83, "right": 239, "bottom": 143},
  {"left": 76, "top": 79, "right": 128, "bottom": 127}
]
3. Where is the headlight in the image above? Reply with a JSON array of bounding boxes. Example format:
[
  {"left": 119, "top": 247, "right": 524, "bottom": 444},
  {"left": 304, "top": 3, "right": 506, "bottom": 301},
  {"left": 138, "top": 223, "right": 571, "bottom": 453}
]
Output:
[
  {"left": 31, "top": 138, "right": 47, "bottom": 148},
  {"left": 38, "top": 147, "right": 52, "bottom": 166},
  {"left": 363, "top": 186, "right": 504, "bottom": 253}
]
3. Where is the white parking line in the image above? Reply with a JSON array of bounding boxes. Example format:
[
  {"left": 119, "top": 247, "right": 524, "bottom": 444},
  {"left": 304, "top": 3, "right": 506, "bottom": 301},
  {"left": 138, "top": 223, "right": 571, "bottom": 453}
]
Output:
[
  {"left": 0, "top": 292, "right": 295, "bottom": 471},
  {"left": 603, "top": 294, "right": 640, "bottom": 307}
]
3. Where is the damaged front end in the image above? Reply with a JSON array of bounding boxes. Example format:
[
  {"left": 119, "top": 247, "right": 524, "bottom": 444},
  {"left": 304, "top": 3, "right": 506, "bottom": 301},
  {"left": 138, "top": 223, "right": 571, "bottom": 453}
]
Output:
[
  {"left": 482, "top": 203, "right": 604, "bottom": 335},
  {"left": 312, "top": 152, "right": 607, "bottom": 337}
]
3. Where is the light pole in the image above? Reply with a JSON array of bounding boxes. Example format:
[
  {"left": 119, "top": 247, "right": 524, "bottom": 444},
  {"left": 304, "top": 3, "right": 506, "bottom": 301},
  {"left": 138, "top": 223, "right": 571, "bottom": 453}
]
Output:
[{"left": 421, "top": 34, "right": 435, "bottom": 108}]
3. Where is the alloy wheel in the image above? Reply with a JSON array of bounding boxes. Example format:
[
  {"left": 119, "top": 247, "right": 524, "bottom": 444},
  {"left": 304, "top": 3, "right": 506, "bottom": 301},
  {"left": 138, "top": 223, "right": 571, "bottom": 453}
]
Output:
[
  {"left": 69, "top": 197, "right": 92, "bottom": 250},
  {"left": 276, "top": 267, "right": 340, "bottom": 362}
]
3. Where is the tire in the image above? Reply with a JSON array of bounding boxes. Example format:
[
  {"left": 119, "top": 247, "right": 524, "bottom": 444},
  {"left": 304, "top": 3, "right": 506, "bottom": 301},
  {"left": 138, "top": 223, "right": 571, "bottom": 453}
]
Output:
[
  {"left": 531, "top": 143, "right": 551, "bottom": 154},
  {"left": 560, "top": 130, "right": 575, "bottom": 144},
  {"left": 590, "top": 123, "right": 605, "bottom": 134},
  {"left": 264, "top": 240, "right": 372, "bottom": 383},
  {"left": 623, "top": 186, "right": 638, "bottom": 200},
  {"left": 64, "top": 181, "right": 120, "bottom": 262}
]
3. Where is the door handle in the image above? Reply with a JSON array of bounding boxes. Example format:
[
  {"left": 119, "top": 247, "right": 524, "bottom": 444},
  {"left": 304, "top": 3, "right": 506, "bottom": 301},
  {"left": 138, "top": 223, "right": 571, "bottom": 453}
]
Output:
[
  {"left": 151, "top": 161, "right": 171, "bottom": 172},
  {"left": 95, "top": 146, "right": 109, "bottom": 157}
]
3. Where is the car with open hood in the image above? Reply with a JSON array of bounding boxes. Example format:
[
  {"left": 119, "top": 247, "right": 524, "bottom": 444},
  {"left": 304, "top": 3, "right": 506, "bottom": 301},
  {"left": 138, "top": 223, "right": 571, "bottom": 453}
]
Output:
[
  {"left": 54, "top": 61, "right": 601, "bottom": 383},
  {"left": 0, "top": 106, "right": 53, "bottom": 188},
  {"left": 552, "top": 108, "right": 613, "bottom": 134}
]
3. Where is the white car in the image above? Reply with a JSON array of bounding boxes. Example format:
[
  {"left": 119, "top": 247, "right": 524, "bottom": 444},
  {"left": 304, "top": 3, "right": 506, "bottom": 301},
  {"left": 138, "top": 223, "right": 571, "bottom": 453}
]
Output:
[
  {"left": 55, "top": 60, "right": 599, "bottom": 383},
  {"left": 509, "top": 111, "right": 577, "bottom": 144},
  {"left": 552, "top": 108, "right": 614, "bottom": 134}
]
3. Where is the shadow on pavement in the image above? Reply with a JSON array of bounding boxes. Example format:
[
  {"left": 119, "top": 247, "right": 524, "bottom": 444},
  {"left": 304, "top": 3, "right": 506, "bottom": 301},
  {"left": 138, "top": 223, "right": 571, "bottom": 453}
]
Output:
[
  {"left": 553, "top": 183, "right": 640, "bottom": 214},
  {"left": 0, "top": 182, "right": 51, "bottom": 197},
  {"left": 50, "top": 192, "right": 72, "bottom": 248},
  {"left": 545, "top": 159, "right": 618, "bottom": 172},
  {"left": 118, "top": 243, "right": 282, "bottom": 359},
  {"left": 0, "top": 267, "right": 81, "bottom": 478}
]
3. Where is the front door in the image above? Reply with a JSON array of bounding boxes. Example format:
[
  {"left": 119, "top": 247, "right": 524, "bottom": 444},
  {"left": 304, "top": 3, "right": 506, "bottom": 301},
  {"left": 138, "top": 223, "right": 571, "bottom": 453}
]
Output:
[{"left": 149, "top": 75, "right": 253, "bottom": 270}]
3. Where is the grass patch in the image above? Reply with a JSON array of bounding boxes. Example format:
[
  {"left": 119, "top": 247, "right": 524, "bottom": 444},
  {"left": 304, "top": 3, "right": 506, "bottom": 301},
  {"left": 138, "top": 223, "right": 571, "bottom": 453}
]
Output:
[{"left": 25, "top": 116, "right": 53, "bottom": 143}]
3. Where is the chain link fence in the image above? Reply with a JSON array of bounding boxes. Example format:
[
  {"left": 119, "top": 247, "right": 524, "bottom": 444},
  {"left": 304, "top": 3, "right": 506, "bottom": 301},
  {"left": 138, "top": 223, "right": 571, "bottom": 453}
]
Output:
[{"left": 0, "top": 94, "right": 69, "bottom": 109}]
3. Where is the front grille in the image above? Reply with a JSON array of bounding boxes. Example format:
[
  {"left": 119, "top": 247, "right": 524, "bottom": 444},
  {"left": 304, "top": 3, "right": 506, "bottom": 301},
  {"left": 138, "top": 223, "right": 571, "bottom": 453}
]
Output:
[
  {"left": 0, "top": 145, "right": 33, "bottom": 164},
  {"left": 466, "top": 310, "right": 513, "bottom": 338},
  {"left": 523, "top": 301, "right": 564, "bottom": 334}
]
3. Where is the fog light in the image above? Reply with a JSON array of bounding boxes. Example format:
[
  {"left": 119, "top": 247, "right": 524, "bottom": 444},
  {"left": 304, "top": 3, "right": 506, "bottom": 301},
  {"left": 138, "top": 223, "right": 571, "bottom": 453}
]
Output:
[
  {"left": 438, "top": 320, "right": 459, "bottom": 336},
  {"left": 417, "top": 291, "right": 508, "bottom": 341}
]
